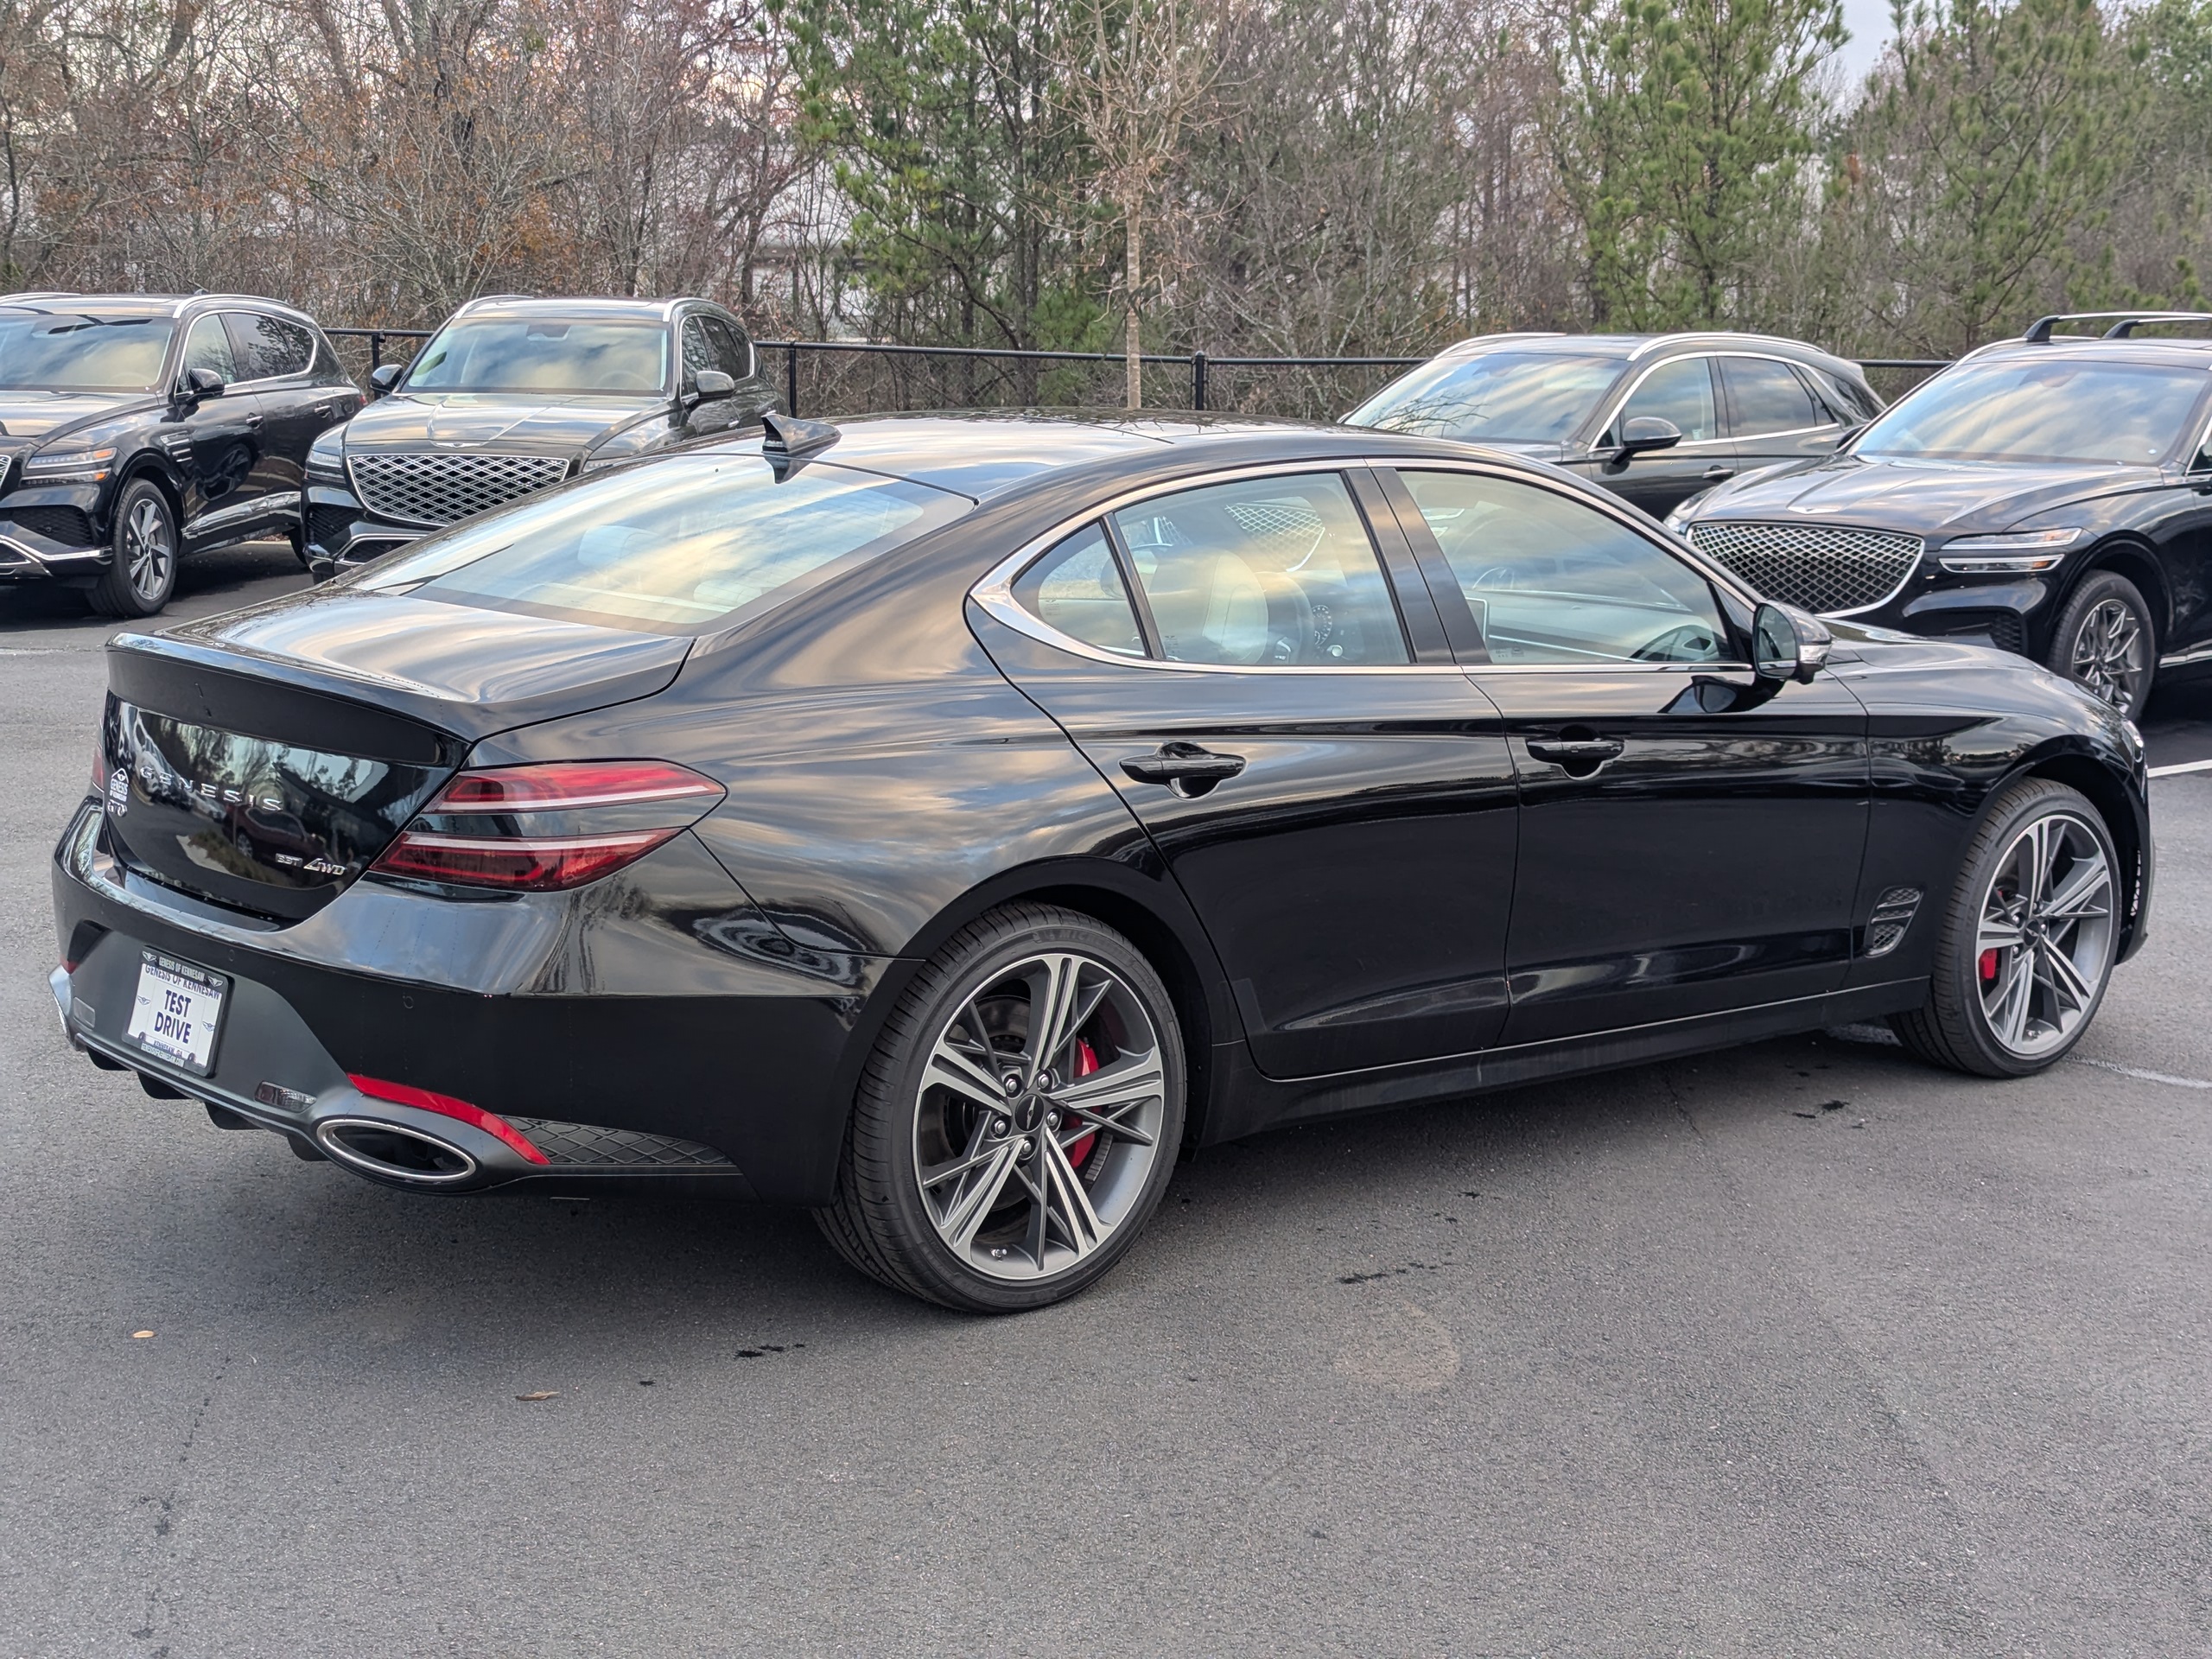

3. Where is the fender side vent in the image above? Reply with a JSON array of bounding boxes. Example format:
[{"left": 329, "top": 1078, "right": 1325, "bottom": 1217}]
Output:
[{"left": 1865, "top": 887, "right": 1924, "bottom": 958}]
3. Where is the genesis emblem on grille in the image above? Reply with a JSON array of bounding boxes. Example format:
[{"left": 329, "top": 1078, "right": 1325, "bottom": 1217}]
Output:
[
  {"left": 346, "top": 450, "right": 569, "bottom": 527},
  {"left": 1688, "top": 521, "right": 1923, "bottom": 615}
]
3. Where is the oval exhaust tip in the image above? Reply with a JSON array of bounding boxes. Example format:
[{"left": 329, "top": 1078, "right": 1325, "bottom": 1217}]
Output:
[{"left": 314, "top": 1116, "right": 480, "bottom": 1186}]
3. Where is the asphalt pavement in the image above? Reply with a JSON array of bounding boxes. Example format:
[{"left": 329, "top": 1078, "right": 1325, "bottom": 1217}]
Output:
[{"left": 3, "top": 550, "right": 2209, "bottom": 1656}]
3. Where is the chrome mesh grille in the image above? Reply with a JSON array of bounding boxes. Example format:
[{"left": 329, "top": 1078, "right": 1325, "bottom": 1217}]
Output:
[
  {"left": 1688, "top": 520, "right": 1923, "bottom": 614},
  {"left": 507, "top": 1117, "right": 733, "bottom": 1168},
  {"left": 346, "top": 450, "right": 569, "bottom": 526}
]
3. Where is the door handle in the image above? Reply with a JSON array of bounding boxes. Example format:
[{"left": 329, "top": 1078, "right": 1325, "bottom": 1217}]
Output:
[
  {"left": 1121, "top": 741, "right": 1247, "bottom": 798},
  {"left": 245, "top": 413, "right": 264, "bottom": 430},
  {"left": 1701, "top": 465, "right": 1735, "bottom": 481},
  {"left": 1525, "top": 736, "right": 1624, "bottom": 774}
]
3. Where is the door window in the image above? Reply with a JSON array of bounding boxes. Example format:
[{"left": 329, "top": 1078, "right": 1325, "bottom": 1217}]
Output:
[
  {"left": 1109, "top": 473, "right": 1408, "bottom": 666},
  {"left": 1608, "top": 357, "right": 1718, "bottom": 444},
  {"left": 703, "top": 316, "right": 752, "bottom": 379},
  {"left": 1012, "top": 523, "right": 1146, "bottom": 657},
  {"left": 225, "top": 313, "right": 314, "bottom": 381},
  {"left": 1397, "top": 469, "right": 1729, "bottom": 665},
  {"left": 179, "top": 314, "right": 237, "bottom": 385},
  {"left": 1722, "top": 357, "right": 1824, "bottom": 436},
  {"left": 680, "top": 316, "right": 716, "bottom": 381}
]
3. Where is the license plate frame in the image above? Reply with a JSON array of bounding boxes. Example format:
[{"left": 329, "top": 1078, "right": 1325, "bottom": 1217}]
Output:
[{"left": 124, "top": 949, "right": 230, "bottom": 1077}]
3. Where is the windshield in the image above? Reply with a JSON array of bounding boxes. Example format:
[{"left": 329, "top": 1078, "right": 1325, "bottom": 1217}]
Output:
[
  {"left": 355, "top": 453, "right": 968, "bottom": 632},
  {"left": 1345, "top": 351, "right": 1623, "bottom": 444},
  {"left": 1856, "top": 360, "right": 2211, "bottom": 466},
  {"left": 0, "top": 309, "right": 175, "bottom": 392},
  {"left": 401, "top": 317, "right": 671, "bottom": 396}
]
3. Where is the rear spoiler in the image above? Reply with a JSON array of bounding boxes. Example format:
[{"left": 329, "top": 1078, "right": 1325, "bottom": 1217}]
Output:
[{"left": 2023, "top": 310, "right": 2212, "bottom": 342}]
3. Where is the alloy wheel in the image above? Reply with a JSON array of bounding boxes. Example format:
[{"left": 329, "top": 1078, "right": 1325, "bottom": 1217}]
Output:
[
  {"left": 1974, "top": 810, "right": 2114, "bottom": 1058},
  {"left": 124, "top": 495, "right": 175, "bottom": 603},
  {"left": 2068, "top": 596, "right": 2145, "bottom": 712},
  {"left": 911, "top": 950, "right": 1166, "bottom": 1282}
]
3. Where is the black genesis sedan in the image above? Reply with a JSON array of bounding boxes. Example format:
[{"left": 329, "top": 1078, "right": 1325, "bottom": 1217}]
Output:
[
  {"left": 305, "top": 294, "right": 776, "bottom": 575},
  {"left": 1670, "top": 311, "right": 2212, "bottom": 720},
  {"left": 52, "top": 413, "right": 2150, "bottom": 1312},
  {"left": 1343, "top": 330, "right": 1883, "bottom": 519},
  {"left": 0, "top": 291, "right": 362, "bottom": 615}
]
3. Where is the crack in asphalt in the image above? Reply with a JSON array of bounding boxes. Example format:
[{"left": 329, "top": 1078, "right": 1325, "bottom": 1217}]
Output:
[{"left": 130, "top": 1353, "right": 230, "bottom": 1649}]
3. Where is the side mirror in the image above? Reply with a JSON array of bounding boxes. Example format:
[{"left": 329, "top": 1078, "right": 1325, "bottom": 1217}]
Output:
[
  {"left": 367, "top": 362, "right": 404, "bottom": 396},
  {"left": 691, "top": 368, "right": 736, "bottom": 400},
  {"left": 181, "top": 366, "right": 226, "bottom": 400},
  {"left": 1752, "top": 601, "right": 1832, "bottom": 684},
  {"left": 1616, "top": 415, "right": 1682, "bottom": 459}
]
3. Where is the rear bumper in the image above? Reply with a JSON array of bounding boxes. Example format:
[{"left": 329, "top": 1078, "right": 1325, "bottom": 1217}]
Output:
[{"left": 52, "top": 802, "right": 888, "bottom": 1204}]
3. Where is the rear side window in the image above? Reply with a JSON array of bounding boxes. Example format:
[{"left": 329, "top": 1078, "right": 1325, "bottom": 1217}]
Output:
[
  {"left": 1398, "top": 469, "right": 1727, "bottom": 665},
  {"left": 1013, "top": 524, "right": 1145, "bottom": 657},
  {"left": 355, "top": 455, "right": 968, "bottom": 633},
  {"left": 226, "top": 313, "right": 315, "bottom": 380},
  {"left": 1722, "top": 357, "right": 1824, "bottom": 435},
  {"left": 1611, "top": 358, "right": 1718, "bottom": 443},
  {"left": 1109, "top": 473, "right": 1408, "bottom": 667}
]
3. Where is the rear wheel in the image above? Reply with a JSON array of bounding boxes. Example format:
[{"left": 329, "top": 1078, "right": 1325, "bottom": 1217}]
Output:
[
  {"left": 1891, "top": 779, "right": 2120, "bottom": 1077},
  {"left": 92, "top": 479, "right": 179, "bottom": 618},
  {"left": 816, "top": 904, "right": 1185, "bottom": 1313},
  {"left": 2047, "top": 569, "right": 2153, "bottom": 721}
]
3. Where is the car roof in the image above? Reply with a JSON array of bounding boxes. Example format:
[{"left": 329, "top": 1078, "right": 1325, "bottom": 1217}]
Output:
[
  {"left": 1438, "top": 329, "right": 1864, "bottom": 375},
  {"left": 449, "top": 296, "right": 690, "bottom": 324},
  {"left": 0, "top": 293, "right": 323, "bottom": 325},
  {"left": 703, "top": 410, "right": 1556, "bottom": 502},
  {"left": 1964, "top": 336, "right": 2212, "bottom": 369}
]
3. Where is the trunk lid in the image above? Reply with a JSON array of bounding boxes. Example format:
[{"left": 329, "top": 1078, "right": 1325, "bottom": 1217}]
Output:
[{"left": 101, "top": 588, "right": 691, "bottom": 920}]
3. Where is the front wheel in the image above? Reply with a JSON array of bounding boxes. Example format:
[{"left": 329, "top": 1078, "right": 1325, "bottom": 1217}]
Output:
[
  {"left": 92, "top": 479, "right": 179, "bottom": 618},
  {"left": 1891, "top": 778, "right": 2120, "bottom": 1077},
  {"left": 2047, "top": 569, "right": 2154, "bottom": 721},
  {"left": 816, "top": 904, "right": 1186, "bottom": 1313}
]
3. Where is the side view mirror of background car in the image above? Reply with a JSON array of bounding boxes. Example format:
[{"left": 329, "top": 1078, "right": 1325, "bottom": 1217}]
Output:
[
  {"left": 1753, "top": 600, "right": 1832, "bottom": 685},
  {"left": 367, "top": 362, "right": 404, "bottom": 397},
  {"left": 180, "top": 366, "right": 226, "bottom": 402},
  {"left": 691, "top": 368, "right": 736, "bottom": 400},
  {"left": 1606, "top": 416, "right": 1681, "bottom": 468}
]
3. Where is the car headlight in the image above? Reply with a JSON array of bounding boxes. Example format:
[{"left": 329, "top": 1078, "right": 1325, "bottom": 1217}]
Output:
[
  {"left": 305, "top": 430, "right": 348, "bottom": 486},
  {"left": 22, "top": 444, "right": 117, "bottom": 484},
  {"left": 1937, "top": 527, "right": 2082, "bottom": 573}
]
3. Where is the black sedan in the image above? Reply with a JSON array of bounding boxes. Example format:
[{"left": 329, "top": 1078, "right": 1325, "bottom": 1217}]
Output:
[
  {"left": 1671, "top": 311, "right": 2212, "bottom": 720},
  {"left": 305, "top": 295, "right": 777, "bottom": 574},
  {"left": 0, "top": 291, "right": 361, "bottom": 615},
  {"left": 51, "top": 414, "right": 2150, "bottom": 1312},
  {"left": 1343, "top": 330, "right": 1883, "bottom": 519}
]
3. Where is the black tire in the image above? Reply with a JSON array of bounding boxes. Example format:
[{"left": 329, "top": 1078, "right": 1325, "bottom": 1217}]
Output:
[
  {"left": 91, "top": 478, "right": 180, "bottom": 618},
  {"left": 815, "top": 903, "right": 1186, "bottom": 1313},
  {"left": 2045, "top": 569, "right": 2154, "bottom": 721},
  {"left": 1891, "top": 778, "right": 2121, "bottom": 1077},
  {"left": 287, "top": 520, "right": 311, "bottom": 569}
]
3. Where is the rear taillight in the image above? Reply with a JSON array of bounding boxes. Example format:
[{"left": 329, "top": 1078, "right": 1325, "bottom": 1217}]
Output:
[{"left": 369, "top": 760, "right": 725, "bottom": 893}]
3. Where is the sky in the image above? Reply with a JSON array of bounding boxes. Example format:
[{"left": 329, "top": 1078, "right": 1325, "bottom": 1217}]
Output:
[{"left": 1835, "top": 0, "right": 1900, "bottom": 85}]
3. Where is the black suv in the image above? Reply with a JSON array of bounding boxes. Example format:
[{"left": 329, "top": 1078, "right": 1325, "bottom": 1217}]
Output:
[
  {"left": 1344, "top": 330, "right": 1883, "bottom": 519},
  {"left": 1671, "top": 311, "right": 2212, "bottom": 720},
  {"left": 306, "top": 295, "right": 777, "bottom": 574},
  {"left": 0, "top": 292, "right": 360, "bottom": 616}
]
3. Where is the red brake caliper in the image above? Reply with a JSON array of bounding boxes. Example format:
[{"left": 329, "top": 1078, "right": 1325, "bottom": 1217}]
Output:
[
  {"left": 1065, "top": 1039, "right": 1100, "bottom": 1168},
  {"left": 1980, "top": 948, "right": 2000, "bottom": 984}
]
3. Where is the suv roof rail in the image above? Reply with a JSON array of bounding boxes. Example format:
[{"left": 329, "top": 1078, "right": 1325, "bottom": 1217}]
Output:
[
  {"left": 460, "top": 293, "right": 536, "bottom": 310},
  {"left": 0, "top": 290, "right": 77, "bottom": 305},
  {"left": 2023, "top": 309, "right": 2212, "bottom": 343}
]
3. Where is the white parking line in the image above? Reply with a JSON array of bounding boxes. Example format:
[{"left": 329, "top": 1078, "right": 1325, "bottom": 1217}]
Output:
[
  {"left": 2070, "top": 1056, "right": 2212, "bottom": 1090},
  {"left": 2147, "top": 756, "right": 2212, "bottom": 778}
]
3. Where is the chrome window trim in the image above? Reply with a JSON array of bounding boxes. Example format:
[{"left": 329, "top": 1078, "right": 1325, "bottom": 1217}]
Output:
[
  {"left": 970, "top": 454, "right": 1758, "bottom": 674},
  {"left": 1592, "top": 349, "right": 1844, "bottom": 449},
  {"left": 1589, "top": 353, "right": 1725, "bottom": 449},
  {"left": 172, "top": 307, "right": 316, "bottom": 395}
]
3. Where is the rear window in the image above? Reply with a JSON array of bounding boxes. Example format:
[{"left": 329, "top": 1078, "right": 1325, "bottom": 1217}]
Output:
[{"left": 354, "top": 453, "right": 969, "bottom": 632}]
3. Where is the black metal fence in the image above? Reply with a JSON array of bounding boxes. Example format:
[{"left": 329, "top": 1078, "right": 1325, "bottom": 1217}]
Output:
[{"left": 325, "top": 327, "right": 1949, "bottom": 419}]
